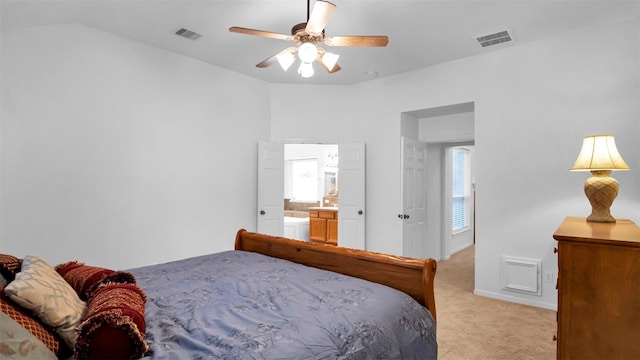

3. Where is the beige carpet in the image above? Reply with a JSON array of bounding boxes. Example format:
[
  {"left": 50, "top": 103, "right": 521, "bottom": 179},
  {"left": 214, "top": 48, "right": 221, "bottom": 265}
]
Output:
[{"left": 435, "top": 245, "right": 557, "bottom": 360}]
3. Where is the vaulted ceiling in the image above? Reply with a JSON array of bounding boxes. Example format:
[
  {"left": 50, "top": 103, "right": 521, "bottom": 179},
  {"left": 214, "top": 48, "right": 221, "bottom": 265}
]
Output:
[{"left": 2, "top": 1, "right": 637, "bottom": 85}]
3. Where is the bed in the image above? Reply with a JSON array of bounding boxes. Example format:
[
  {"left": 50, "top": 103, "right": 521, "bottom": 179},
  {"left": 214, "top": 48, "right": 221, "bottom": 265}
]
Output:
[{"left": 0, "top": 229, "right": 437, "bottom": 360}]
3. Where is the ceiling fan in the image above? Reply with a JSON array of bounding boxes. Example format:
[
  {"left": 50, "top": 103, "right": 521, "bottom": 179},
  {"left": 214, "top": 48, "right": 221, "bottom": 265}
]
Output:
[{"left": 229, "top": 0, "right": 389, "bottom": 78}]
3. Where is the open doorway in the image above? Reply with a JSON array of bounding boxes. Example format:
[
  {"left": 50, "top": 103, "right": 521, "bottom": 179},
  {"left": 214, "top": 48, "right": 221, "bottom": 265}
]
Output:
[
  {"left": 257, "top": 142, "right": 365, "bottom": 249},
  {"left": 443, "top": 142, "right": 475, "bottom": 257},
  {"left": 401, "top": 102, "right": 475, "bottom": 262},
  {"left": 283, "top": 144, "right": 338, "bottom": 241}
]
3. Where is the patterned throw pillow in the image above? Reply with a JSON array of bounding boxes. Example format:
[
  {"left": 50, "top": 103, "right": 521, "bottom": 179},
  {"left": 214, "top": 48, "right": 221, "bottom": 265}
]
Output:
[
  {"left": 0, "top": 284, "right": 67, "bottom": 357},
  {"left": 0, "top": 312, "right": 57, "bottom": 360},
  {"left": 4, "top": 255, "right": 87, "bottom": 349},
  {"left": 55, "top": 261, "right": 136, "bottom": 300},
  {"left": 75, "top": 282, "right": 148, "bottom": 360}
]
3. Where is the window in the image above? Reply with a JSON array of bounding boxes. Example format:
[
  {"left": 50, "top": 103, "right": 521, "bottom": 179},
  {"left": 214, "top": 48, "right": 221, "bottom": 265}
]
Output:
[
  {"left": 452, "top": 147, "right": 470, "bottom": 232},
  {"left": 289, "top": 159, "right": 318, "bottom": 201}
]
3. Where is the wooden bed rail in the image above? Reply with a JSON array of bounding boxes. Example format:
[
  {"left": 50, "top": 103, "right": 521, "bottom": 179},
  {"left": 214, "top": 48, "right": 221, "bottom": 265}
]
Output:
[{"left": 235, "top": 229, "right": 437, "bottom": 323}]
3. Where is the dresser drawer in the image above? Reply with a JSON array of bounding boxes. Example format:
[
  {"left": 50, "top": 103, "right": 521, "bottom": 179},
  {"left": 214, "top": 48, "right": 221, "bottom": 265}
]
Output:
[{"left": 319, "top": 210, "right": 336, "bottom": 219}]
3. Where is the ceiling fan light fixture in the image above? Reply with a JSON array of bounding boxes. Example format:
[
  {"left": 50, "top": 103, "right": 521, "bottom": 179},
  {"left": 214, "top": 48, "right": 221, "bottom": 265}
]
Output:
[
  {"left": 230, "top": 0, "right": 388, "bottom": 78},
  {"left": 298, "top": 42, "right": 318, "bottom": 63},
  {"left": 276, "top": 50, "right": 296, "bottom": 71},
  {"left": 321, "top": 51, "right": 340, "bottom": 72},
  {"left": 298, "top": 62, "right": 315, "bottom": 78}
]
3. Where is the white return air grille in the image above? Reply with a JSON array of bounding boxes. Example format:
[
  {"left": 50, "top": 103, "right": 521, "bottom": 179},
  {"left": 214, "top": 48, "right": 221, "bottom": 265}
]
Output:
[
  {"left": 501, "top": 255, "right": 542, "bottom": 296},
  {"left": 475, "top": 30, "right": 513, "bottom": 48}
]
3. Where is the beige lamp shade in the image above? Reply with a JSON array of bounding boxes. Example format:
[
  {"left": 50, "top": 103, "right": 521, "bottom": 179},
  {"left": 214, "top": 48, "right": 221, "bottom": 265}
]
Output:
[{"left": 571, "top": 135, "right": 629, "bottom": 171}]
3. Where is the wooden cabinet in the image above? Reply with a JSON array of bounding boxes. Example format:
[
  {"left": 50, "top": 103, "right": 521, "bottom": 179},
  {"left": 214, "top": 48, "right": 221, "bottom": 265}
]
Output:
[
  {"left": 309, "top": 208, "right": 338, "bottom": 246},
  {"left": 553, "top": 216, "right": 640, "bottom": 360},
  {"left": 309, "top": 213, "right": 326, "bottom": 242}
]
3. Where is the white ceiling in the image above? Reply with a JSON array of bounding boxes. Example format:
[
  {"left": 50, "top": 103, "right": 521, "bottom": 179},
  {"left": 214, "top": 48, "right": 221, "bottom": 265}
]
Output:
[{"left": 2, "top": 1, "right": 638, "bottom": 85}]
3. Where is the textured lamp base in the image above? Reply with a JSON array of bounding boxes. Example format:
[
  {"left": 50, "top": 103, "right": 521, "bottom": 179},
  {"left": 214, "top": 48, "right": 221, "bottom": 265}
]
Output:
[{"left": 584, "top": 170, "right": 619, "bottom": 223}]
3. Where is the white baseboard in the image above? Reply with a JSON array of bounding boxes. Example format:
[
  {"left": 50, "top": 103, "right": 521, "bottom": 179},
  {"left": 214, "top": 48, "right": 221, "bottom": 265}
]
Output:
[{"left": 473, "top": 289, "right": 558, "bottom": 311}]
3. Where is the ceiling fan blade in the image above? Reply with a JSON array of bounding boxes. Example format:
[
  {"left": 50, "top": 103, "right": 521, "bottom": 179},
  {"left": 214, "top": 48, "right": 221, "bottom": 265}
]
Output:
[
  {"left": 325, "top": 35, "right": 389, "bottom": 47},
  {"left": 229, "top": 26, "right": 292, "bottom": 41},
  {"left": 256, "top": 47, "right": 296, "bottom": 69},
  {"left": 256, "top": 53, "right": 280, "bottom": 68},
  {"left": 305, "top": 0, "right": 336, "bottom": 35}
]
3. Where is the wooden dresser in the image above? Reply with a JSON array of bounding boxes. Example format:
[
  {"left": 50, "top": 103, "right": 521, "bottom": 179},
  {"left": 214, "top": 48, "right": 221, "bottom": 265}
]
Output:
[
  {"left": 553, "top": 216, "right": 640, "bottom": 359},
  {"left": 309, "top": 207, "right": 338, "bottom": 246}
]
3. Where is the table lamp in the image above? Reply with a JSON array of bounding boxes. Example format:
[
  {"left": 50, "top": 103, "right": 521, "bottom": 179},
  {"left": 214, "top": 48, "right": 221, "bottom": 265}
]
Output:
[{"left": 571, "top": 134, "right": 629, "bottom": 223}]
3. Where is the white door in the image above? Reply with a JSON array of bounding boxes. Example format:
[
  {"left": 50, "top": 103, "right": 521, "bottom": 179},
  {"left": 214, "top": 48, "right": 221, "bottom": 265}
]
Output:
[
  {"left": 401, "top": 137, "right": 428, "bottom": 258},
  {"left": 338, "top": 143, "right": 366, "bottom": 250},
  {"left": 257, "top": 141, "right": 284, "bottom": 236}
]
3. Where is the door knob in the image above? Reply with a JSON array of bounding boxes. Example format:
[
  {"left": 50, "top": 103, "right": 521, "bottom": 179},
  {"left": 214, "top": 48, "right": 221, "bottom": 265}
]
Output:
[
  {"left": 358, "top": 210, "right": 363, "bottom": 215},
  {"left": 403, "top": 214, "right": 410, "bottom": 219},
  {"left": 260, "top": 210, "right": 266, "bottom": 215}
]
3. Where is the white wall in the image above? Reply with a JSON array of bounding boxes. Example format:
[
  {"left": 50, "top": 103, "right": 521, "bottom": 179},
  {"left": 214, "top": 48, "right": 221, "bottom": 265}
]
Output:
[
  {"left": 425, "top": 143, "right": 444, "bottom": 259},
  {"left": 419, "top": 111, "right": 475, "bottom": 143},
  {"left": 1, "top": 24, "right": 271, "bottom": 269},
  {"left": 1, "top": 16, "right": 638, "bottom": 311},
  {"left": 270, "top": 17, "right": 640, "bottom": 309},
  {"left": 270, "top": 82, "right": 406, "bottom": 255}
]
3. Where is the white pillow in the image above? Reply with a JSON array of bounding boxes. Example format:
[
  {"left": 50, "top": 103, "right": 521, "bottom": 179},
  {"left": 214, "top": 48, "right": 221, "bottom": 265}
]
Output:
[{"left": 4, "top": 255, "right": 87, "bottom": 349}]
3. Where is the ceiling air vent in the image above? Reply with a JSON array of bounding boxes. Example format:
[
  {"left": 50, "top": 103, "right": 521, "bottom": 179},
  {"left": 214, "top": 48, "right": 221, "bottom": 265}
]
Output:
[
  {"left": 175, "top": 28, "right": 202, "bottom": 40},
  {"left": 475, "top": 30, "right": 513, "bottom": 48}
]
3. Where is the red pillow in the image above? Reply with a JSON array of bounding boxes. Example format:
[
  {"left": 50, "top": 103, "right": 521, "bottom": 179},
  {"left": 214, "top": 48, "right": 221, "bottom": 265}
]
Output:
[
  {"left": 74, "top": 282, "right": 148, "bottom": 360},
  {"left": 0, "top": 254, "right": 21, "bottom": 283},
  {"left": 55, "top": 261, "right": 136, "bottom": 300},
  {"left": 0, "top": 283, "right": 69, "bottom": 357}
]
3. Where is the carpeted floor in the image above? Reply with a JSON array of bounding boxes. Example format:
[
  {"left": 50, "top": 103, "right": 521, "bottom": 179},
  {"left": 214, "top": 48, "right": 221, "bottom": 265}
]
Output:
[{"left": 435, "top": 245, "right": 557, "bottom": 360}]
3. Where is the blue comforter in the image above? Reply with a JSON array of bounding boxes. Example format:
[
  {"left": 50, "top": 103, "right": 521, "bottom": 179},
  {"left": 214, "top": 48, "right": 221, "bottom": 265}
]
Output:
[{"left": 130, "top": 250, "right": 437, "bottom": 359}]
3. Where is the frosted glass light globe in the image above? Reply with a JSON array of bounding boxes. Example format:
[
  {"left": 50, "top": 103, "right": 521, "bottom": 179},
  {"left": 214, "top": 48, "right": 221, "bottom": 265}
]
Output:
[
  {"left": 298, "top": 62, "right": 314, "bottom": 78},
  {"left": 298, "top": 43, "right": 318, "bottom": 63}
]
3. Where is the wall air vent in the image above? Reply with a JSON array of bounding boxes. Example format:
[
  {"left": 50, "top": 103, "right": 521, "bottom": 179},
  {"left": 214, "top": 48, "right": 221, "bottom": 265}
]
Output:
[
  {"left": 475, "top": 30, "right": 513, "bottom": 48},
  {"left": 175, "top": 28, "right": 202, "bottom": 40}
]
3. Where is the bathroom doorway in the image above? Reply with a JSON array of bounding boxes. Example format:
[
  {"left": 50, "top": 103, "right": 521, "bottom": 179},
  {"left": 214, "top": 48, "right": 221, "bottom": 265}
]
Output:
[
  {"left": 257, "top": 142, "right": 366, "bottom": 249},
  {"left": 283, "top": 144, "right": 338, "bottom": 241}
]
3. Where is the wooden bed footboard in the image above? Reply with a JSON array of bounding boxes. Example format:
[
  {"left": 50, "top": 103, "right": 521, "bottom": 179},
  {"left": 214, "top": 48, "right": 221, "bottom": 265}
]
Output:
[{"left": 234, "top": 229, "right": 437, "bottom": 323}]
